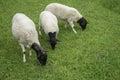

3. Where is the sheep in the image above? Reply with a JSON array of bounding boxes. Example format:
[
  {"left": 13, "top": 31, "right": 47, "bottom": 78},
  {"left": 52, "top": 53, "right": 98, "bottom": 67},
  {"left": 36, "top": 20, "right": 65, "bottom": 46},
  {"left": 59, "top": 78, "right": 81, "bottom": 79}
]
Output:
[
  {"left": 45, "top": 3, "right": 88, "bottom": 34},
  {"left": 39, "top": 11, "right": 59, "bottom": 49},
  {"left": 12, "top": 13, "right": 47, "bottom": 65}
]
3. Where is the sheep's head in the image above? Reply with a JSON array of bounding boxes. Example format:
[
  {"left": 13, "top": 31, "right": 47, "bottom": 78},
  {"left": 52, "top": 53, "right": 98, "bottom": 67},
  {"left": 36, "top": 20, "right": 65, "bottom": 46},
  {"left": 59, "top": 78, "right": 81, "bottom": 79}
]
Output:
[
  {"left": 31, "top": 43, "right": 47, "bottom": 65},
  {"left": 77, "top": 17, "right": 88, "bottom": 30},
  {"left": 37, "top": 49, "right": 47, "bottom": 65},
  {"left": 50, "top": 41, "right": 56, "bottom": 49},
  {"left": 48, "top": 32, "right": 59, "bottom": 50}
]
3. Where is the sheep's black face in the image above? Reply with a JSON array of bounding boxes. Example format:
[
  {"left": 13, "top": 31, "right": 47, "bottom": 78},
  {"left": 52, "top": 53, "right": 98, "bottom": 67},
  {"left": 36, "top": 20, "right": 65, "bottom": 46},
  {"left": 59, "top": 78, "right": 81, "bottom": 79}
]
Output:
[
  {"left": 48, "top": 32, "right": 57, "bottom": 50},
  {"left": 77, "top": 17, "right": 88, "bottom": 30},
  {"left": 31, "top": 43, "right": 47, "bottom": 65},
  {"left": 50, "top": 40, "right": 56, "bottom": 50},
  {"left": 37, "top": 52, "right": 47, "bottom": 65}
]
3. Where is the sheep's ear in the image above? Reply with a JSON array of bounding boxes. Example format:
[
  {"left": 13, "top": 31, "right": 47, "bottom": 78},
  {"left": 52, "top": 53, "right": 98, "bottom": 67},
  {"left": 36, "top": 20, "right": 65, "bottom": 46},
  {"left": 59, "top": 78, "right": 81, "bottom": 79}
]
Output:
[
  {"left": 50, "top": 32, "right": 53, "bottom": 34},
  {"left": 53, "top": 32, "right": 56, "bottom": 35},
  {"left": 84, "top": 18, "right": 88, "bottom": 24},
  {"left": 56, "top": 39, "right": 61, "bottom": 42},
  {"left": 48, "top": 32, "right": 52, "bottom": 36}
]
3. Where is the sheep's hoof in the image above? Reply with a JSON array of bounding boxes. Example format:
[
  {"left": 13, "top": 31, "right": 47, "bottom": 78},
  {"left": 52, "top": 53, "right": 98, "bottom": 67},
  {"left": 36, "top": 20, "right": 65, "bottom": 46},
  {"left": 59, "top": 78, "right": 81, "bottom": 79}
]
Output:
[
  {"left": 29, "top": 51, "right": 32, "bottom": 56},
  {"left": 74, "top": 32, "right": 77, "bottom": 34},
  {"left": 73, "top": 29, "right": 77, "bottom": 34},
  {"left": 23, "top": 59, "right": 26, "bottom": 63},
  {"left": 73, "top": 31, "right": 77, "bottom": 34},
  {"left": 23, "top": 54, "right": 26, "bottom": 62}
]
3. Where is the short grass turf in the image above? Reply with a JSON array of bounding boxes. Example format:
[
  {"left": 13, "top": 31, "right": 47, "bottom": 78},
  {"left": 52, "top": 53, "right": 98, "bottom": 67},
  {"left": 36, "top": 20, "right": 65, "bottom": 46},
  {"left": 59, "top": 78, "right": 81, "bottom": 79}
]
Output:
[{"left": 0, "top": 0, "right": 120, "bottom": 80}]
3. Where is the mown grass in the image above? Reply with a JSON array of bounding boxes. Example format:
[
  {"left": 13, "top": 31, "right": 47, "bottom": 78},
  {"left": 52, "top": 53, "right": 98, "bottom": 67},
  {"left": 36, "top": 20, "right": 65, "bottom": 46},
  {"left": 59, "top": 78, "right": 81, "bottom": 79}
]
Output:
[{"left": 0, "top": 0, "right": 120, "bottom": 80}]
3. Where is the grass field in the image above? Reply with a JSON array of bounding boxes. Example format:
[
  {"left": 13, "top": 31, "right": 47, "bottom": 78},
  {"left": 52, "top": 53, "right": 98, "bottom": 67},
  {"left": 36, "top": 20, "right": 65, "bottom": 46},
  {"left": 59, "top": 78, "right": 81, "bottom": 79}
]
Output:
[{"left": 0, "top": 0, "right": 120, "bottom": 80}]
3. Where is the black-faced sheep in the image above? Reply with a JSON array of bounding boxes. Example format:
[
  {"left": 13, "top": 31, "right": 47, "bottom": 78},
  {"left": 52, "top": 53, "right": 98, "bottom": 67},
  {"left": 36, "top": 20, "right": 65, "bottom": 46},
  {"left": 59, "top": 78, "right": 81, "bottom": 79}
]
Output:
[
  {"left": 12, "top": 13, "right": 47, "bottom": 65},
  {"left": 39, "top": 11, "right": 59, "bottom": 49},
  {"left": 45, "top": 3, "right": 88, "bottom": 34}
]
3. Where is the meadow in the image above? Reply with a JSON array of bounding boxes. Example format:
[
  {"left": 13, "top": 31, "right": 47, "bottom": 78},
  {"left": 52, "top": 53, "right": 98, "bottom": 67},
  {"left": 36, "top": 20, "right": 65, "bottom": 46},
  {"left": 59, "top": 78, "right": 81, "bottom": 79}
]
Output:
[{"left": 0, "top": 0, "right": 120, "bottom": 80}]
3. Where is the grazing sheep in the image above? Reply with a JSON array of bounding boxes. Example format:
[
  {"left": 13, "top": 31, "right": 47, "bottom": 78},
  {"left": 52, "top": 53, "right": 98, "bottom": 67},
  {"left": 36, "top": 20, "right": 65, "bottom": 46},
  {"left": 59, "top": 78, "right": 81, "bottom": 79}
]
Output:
[
  {"left": 39, "top": 11, "right": 59, "bottom": 49},
  {"left": 45, "top": 3, "right": 88, "bottom": 34},
  {"left": 12, "top": 13, "right": 47, "bottom": 65}
]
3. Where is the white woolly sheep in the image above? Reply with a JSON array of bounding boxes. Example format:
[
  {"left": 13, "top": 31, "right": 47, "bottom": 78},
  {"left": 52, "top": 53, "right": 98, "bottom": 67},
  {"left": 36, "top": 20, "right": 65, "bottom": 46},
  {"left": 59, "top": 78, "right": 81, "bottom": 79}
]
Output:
[
  {"left": 45, "top": 3, "right": 88, "bottom": 34},
  {"left": 39, "top": 11, "right": 59, "bottom": 49},
  {"left": 12, "top": 13, "right": 47, "bottom": 65}
]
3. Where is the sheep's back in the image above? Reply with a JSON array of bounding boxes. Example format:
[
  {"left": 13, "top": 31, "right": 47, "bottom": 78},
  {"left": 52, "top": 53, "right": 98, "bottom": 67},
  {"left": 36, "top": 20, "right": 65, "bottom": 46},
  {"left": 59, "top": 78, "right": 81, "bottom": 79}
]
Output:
[
  {"left": 45, "top": 3, "right": 82, "bottom": 21},
  {"left": 45, "top": 3, "right": 73, "bottom": 20},
  {"left": 12, "top": 13, "right": 38, "bottom": 46},
  {"left": 40, "top": 11, "right": 59, "bottom": 34}
]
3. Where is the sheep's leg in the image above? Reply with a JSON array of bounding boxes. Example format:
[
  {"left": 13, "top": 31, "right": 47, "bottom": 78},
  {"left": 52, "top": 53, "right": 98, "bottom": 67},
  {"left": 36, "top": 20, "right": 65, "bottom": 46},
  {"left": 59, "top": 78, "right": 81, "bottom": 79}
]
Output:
[
  {"left": 39, "top": 24, "right": 42, "bottom": 36},
  {"left": 69, "top": 21, "right": 77, "bottom": 34},
  {"left": 20, "top": 44, "right": 26, "bottom": 62},
  {"left": 64, "top": 22, "right": 68, "bottom": 28},
  {"left": 39, "top": 27, "right": 42, "bottom": 35}
]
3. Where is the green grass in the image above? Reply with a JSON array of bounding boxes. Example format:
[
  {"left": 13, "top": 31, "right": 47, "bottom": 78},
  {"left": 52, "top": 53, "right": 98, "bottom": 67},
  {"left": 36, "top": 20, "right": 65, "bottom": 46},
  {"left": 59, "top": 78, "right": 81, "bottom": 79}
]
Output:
[{"left": 0, "top": 0, "right": 120, "bottom": 80}]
